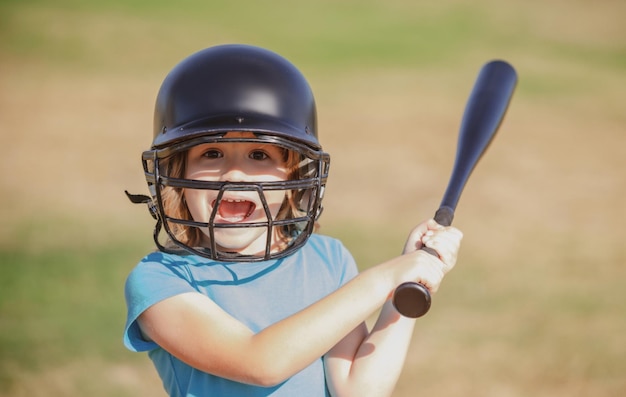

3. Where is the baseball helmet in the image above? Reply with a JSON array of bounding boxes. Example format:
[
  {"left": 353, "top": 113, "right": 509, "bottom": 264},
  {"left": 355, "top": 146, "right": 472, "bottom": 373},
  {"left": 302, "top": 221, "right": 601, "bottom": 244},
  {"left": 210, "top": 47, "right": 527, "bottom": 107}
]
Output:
[{"left": 127, "top": 44, "right": 330, "bottom": 262}]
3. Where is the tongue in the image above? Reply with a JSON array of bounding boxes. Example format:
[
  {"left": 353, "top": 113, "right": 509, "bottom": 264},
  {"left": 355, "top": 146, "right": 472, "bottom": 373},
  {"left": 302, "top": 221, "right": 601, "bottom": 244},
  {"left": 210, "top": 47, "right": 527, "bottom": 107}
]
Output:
[{"left": 218, "top": 201, "right": 255, "bottom": 222}]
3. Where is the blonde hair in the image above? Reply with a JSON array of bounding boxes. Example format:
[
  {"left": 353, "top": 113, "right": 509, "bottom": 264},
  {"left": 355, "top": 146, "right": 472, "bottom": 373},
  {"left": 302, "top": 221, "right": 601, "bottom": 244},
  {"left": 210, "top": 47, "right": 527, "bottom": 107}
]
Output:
[{"left": 159, "top": 146, "right": 307, "bottom": 249}]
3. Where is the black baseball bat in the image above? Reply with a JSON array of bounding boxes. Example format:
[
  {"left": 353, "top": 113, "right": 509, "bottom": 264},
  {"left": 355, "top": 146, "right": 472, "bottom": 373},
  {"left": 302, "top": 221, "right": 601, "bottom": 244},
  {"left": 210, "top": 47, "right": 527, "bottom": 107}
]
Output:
[{"left": 392, "top": 60, "right": 518, "bottom": 318}]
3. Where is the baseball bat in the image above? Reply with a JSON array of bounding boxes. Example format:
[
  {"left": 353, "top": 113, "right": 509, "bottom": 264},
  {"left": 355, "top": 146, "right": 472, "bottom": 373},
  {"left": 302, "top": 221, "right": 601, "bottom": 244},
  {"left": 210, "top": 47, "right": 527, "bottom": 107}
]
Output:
[{"left": 392, "top": 60, "right": 518, "bottom": 318}]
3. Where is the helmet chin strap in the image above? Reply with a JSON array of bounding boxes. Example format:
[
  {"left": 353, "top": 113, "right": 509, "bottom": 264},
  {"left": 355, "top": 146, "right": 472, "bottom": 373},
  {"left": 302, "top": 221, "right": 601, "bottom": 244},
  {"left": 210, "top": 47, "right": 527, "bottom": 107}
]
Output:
[
  {"left": 125, "top": 190, "right": 158, "bottom": 220},
  {"left": 125, "top": 189, "right": 185, "bottom": 257}
]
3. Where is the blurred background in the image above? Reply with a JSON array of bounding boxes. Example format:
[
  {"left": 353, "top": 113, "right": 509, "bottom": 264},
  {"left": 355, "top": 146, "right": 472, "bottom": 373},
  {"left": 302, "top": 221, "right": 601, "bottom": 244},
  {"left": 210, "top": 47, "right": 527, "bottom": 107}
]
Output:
[{"left": 1, "top": 0, "right": 624, "bottom": 396}]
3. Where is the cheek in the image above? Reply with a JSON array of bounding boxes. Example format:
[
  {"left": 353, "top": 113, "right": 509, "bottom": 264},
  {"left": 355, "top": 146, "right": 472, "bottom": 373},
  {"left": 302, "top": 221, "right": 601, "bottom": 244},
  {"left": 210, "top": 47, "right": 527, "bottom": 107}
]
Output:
[
  {"left": 265, "top": 190, "right": 288, "bottom": 214},
  {"left": 183, "top": 189, "right": 214, "bottom": 220}
]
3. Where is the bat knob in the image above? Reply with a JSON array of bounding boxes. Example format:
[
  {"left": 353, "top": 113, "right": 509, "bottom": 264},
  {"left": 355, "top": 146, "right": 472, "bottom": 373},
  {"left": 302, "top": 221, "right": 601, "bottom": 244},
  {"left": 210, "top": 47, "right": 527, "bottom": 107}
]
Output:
[{"left": 392, "top": 282, "right": 431, "bottom": 318}]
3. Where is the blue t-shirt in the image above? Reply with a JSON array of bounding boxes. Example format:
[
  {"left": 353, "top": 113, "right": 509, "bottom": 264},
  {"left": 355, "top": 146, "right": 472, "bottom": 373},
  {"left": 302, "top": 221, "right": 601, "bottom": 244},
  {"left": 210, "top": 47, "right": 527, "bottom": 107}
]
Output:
[{"left": 124, "top": 234, "right": 358, "bottom": 397}]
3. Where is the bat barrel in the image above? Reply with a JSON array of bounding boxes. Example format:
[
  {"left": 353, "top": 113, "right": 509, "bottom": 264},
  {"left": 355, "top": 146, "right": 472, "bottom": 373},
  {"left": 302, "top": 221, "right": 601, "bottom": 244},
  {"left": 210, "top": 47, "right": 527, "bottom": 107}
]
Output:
[
  {"left": 441, "top": 60, "right": 517, "bottom": 210},
  {"left": 392, "top": 60, "right": 517, "bottom": 318}
]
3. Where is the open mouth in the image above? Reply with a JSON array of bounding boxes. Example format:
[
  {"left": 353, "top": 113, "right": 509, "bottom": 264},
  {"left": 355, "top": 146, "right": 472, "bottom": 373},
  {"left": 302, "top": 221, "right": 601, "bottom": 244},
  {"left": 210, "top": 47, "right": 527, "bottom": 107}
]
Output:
[{"left": 213, "top": 198, "right": 256, "bottom": 222}]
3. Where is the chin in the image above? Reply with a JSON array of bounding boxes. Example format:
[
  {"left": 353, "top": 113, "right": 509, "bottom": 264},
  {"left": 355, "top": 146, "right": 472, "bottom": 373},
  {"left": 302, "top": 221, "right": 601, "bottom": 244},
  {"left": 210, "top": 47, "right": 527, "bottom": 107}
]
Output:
[{"left": 211, "top": 229, "right": 268, "bottom": 255}]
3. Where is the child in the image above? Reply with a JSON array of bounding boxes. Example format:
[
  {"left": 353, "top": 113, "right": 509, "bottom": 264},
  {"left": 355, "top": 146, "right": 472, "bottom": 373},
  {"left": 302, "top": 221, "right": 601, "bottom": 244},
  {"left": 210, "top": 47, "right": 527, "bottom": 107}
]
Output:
[{"left": 124, "top": 44, "right": 463, "bottom": 397}]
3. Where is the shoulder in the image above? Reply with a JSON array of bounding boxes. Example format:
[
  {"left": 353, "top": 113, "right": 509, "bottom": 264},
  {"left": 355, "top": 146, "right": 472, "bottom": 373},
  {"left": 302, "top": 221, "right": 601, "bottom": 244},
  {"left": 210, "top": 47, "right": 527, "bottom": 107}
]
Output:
[
  {"left": 139, "top": 250, "right": 200, "bottom": 267},
  {"left": 124, "top": 251, "right": 203, "bottom": 301},
  {"left": 127, "top": 251, "right": 198, "bottom": 280},
  {"left": 305, "top": 233, "right": 350, "bottom": 258},
  {"left": 295, "top": 234, "right": 358, "bottom": 284},
  {"left": 124, "top": 251, "right": 203, "bottom": 351}
]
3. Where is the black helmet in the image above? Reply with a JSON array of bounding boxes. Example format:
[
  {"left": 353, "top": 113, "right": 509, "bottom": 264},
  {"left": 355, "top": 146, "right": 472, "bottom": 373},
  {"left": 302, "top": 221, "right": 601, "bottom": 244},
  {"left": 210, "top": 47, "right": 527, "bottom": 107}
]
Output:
[
  {"left": 152, "top": 44, "right": 319, "bottom": 150},
  {"left": 128, "top": 44, "right": 330, "bottom": 262}
]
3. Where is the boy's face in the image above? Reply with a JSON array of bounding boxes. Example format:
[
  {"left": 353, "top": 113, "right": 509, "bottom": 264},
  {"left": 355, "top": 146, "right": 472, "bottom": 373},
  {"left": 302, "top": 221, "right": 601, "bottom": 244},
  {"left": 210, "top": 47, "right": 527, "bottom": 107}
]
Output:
[{"left": 183, "top": 132, "right": 290, "bottom": 256}]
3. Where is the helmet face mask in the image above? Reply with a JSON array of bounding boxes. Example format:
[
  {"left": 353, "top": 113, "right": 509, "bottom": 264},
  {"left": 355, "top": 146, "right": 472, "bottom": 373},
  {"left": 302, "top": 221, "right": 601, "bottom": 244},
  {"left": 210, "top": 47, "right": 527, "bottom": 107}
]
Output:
[
  {"left": 143, "top": 133, "right": 329, "bottom": 262},
  {"left": 134, "top": 45, "right": 330, "bottom": 262}
]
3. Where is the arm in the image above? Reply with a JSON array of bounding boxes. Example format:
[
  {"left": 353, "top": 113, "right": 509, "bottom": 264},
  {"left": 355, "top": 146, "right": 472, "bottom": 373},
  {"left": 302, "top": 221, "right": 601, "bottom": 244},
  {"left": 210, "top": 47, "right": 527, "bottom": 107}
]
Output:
[
  {"left": 323, "top": 300, "right": 417, "bottom": 397},
  {"left": 324, "top": 220, "right": 463, "bottom": 397},
  {"left": 138, "top": 220, "right": 461, "bottom": 388}
]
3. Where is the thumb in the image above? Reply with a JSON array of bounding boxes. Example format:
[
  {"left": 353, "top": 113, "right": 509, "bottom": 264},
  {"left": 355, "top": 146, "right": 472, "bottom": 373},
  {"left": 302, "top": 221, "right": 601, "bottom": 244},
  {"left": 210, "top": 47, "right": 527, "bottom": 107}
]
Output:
[{"left": 403, "top": 219, "right": 433, "bottom": 254}]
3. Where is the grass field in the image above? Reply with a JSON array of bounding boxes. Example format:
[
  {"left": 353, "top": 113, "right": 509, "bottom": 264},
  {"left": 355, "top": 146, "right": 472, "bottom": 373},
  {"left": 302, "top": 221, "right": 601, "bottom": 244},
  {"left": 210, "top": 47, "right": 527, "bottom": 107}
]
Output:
[{"left": 1, "top": 0, "right": 625, "bottom": 396}]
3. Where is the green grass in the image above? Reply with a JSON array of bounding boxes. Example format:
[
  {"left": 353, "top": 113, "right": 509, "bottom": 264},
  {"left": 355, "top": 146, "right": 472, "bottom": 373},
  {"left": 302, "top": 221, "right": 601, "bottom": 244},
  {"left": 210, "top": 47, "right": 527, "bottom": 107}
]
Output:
[
  {"left": 4, "top": 1, "right": 482, "bottom": 70},
  {"left": 3, "top": 0, "right": 621, "bottom": 76},
  {"left": 0, "top": 225, "right": 151, "bottom": 390}
]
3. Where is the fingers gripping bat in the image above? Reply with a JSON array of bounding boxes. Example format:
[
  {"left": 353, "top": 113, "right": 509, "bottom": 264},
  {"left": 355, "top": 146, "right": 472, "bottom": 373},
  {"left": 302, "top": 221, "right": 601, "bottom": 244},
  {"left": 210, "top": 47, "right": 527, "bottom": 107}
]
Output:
[{"left": 392, "top": 60, "right": 518, "bottom": 318}]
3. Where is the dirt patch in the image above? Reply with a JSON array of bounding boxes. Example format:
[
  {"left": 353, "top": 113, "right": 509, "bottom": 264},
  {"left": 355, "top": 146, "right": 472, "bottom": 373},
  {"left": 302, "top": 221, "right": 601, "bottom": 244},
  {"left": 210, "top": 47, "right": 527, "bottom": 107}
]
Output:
[{"left": 4, "top": 358, "right": 164, "bottom": 397}]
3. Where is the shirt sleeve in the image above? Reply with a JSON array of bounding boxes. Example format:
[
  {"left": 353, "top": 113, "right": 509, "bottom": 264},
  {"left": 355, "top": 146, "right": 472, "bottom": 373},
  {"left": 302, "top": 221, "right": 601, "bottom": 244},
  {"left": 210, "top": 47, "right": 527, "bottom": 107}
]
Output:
[{"left": 123, "top": 252, "right": 197, "bottom": 352}]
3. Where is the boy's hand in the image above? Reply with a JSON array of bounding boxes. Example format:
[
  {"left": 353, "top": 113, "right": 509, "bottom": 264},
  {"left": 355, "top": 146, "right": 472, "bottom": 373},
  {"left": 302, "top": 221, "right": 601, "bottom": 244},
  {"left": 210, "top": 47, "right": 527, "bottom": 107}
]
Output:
[
  {"left": 402, "top": 219, "right": 463, "bottom": 285},
  {"left": 421, "top": 220, "right": 463, "bottom": 274}
]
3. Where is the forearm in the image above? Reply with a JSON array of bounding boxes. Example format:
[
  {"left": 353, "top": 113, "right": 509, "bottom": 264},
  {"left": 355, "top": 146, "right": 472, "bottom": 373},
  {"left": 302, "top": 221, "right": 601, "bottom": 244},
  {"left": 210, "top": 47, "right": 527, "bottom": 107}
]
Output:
[
  {"left": 226, "top": 249, "right": 439, "bottom": 384},
  {"left": 250, "top": 263, "right": 396, "bottom": 384},
  {"left": 324, "top": 222, "right": 463, "bottom": 396},
  {"left": 350, "top": 300, "right": 416, "bottom": 396},
  {"left": 325, "top": 300, "right": 416, "bottom": 397}
]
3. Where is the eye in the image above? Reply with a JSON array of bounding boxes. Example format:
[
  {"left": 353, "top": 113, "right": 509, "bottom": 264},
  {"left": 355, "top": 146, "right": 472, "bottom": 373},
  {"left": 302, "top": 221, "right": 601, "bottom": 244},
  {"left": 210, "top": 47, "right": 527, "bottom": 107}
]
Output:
[
  {"left": 202, "top": 149, "right": 223, "bottom": 159},
  {"left": 249, "top": 150, "right": 270, "bottom": 161}
]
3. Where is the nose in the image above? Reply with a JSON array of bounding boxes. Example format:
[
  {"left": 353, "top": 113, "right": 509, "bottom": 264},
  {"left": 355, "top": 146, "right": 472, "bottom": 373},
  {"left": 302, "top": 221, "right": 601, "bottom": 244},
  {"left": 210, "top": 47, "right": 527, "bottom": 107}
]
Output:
[
  {"left": 221, "top": 167, "right": 247, "bottom": 182},
  {"left": 219, "top": 163, "right": 249, "bottom": 182}
]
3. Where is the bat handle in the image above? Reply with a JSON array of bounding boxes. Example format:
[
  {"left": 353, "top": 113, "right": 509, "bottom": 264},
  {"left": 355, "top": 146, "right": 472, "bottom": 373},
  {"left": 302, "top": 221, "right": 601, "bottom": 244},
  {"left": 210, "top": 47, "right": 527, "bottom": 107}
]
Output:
[{"left": 392, "top": 206, "right": 454, "bottom": 318}]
